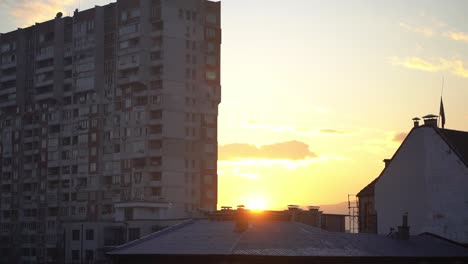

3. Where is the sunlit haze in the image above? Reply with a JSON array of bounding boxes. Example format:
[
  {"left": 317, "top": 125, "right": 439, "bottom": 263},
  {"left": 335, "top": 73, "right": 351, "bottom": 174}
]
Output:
[{"left": 2, "top": 0, "right": 468, "bottom": 211}]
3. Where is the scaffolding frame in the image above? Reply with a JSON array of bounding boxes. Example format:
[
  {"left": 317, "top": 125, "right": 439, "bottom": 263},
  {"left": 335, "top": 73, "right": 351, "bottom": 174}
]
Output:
[{"left": 347, "top": 194, "right": 359, "bottom": 233}]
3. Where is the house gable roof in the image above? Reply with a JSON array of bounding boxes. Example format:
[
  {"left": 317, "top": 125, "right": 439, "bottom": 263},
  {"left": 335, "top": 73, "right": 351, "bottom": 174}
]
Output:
[
  {"left": 356, "top": 177, "right": 377, "bottom": 197},
  {"left": 437, "top": 128, "right": 468, "bottom": 168},
  {"left": 356, "top": 126, "right": 468, "bottom": 198}
]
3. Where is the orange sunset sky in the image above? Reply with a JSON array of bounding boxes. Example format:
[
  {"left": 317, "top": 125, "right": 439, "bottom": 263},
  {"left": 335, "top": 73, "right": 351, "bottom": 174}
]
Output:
[{"left": 2, "top": 0, "right": 468, "bottom": 211}]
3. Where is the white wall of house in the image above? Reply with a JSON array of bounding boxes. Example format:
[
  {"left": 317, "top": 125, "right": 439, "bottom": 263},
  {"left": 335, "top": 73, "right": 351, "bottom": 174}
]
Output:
[{"left": 375, "top": 126, "right": 468, "bottom": 243}]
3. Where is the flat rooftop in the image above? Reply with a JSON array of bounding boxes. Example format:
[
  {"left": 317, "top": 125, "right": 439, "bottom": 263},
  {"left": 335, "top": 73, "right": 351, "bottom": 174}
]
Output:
[{"left": 109, "top": 219, "right": 468, "bottom": 257}]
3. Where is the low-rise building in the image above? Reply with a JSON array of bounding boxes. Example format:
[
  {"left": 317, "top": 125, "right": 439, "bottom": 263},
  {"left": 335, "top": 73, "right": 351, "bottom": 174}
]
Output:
[{"left": 358, "top": 115, "right": 468, "bottom": 244}]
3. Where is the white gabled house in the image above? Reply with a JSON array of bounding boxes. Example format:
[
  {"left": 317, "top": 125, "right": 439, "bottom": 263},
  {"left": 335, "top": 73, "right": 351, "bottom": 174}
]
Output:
[{"left": 360, "top": 115, "right": 468, "bottom": 244}]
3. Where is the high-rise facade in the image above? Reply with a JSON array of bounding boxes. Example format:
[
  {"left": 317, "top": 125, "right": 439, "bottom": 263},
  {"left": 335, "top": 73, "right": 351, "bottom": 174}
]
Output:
[{"left": 0, "top": 0, "right": 221, "bottom": 262}]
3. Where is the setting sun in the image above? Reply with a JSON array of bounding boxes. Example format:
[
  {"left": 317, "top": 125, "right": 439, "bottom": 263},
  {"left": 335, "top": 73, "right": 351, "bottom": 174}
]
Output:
[{"left": 246, "top": 196, "right": 268, "bottom": 211}]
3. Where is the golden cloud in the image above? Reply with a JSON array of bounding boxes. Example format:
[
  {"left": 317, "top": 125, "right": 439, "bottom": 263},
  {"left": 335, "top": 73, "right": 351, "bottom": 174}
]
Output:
[
  {"left": 392, "top": 132, "right": 408, "bottom": 143},
  {"left": 390, "top": 56, "right": 468, "bottom": 78},
  {"left": 3, "top": 0, "right": 75, "bottom": 27},
  {"left": 320, "top": 129, "right": 348, "bottom": 134},
  {"left": 219, "top": 140, "right": 318, "bottom": 161},
  {"left": 399, "top": 22, "right": 434, "bottom": 37},
  {"left": 446, "top": 31, "right": 468, "bottom": 43},
  {"left": 389, "top": 57, "right": 443, "bottom": 72}
]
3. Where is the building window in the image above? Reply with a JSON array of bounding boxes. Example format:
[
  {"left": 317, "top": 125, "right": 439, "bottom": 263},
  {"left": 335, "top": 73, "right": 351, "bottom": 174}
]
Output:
[
  {"left": 124, "top": 208, "right": 133, "bottom": 221},
  {"left": 72, "top": 230, "right": 80, "bottom": 241},
  {"left": 206, "top": 14, "right": 217, "bottom": 24},
  {"left": 128, "top": 228, "right": 140, "bottom": 241},
  {"left": 71, "top": 250, "right": 79, "bottom": 261},
  {"left": 85, "top": 250, "right": 94, "bottom": 262},
  {"left": 102, "top": 204, "right": 113, "bottom": 215},
  {"left": 206, "top": 55, "right": 216, "bottom": 65},
  {"left": 206, "top": 28, "right": 216, "bottom": 38},
  {"left": 151, "top": 187, "right": 161, "bottom": 196},
  {"left": 85, "top": 229, "right": 94, "bottom": 240},
  {"left": 151, "top": 172, "right": 161, "bottom": 181},
  {"left": 206, "top": 71, "right": 217, "bottom": 81}
]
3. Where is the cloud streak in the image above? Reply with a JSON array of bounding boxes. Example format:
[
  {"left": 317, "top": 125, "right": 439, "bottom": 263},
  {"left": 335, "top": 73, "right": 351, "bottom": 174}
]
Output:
[
  {"left": 243, "top": 121, "right": 351, "bottom": 137},
  {"left": 445, "top": 31, "right": 468, "bottom": 43},
  {"left": 390, "top": 56, "right": 468, "bottom": 78},
  {"left": 1, "top": 0, "right": 75, "bottom": 27},
  {"left": 219, "top": 140, "right": 317, "bottom": 161},
  {"left": 319, "top": 129, "right": 348, "bottom": 134},
  {"left": 399, "top": 22, "right": 435, "bottom": 37},
  {"left": 392, "top": 132, "right": 408, "bottom": 143}
]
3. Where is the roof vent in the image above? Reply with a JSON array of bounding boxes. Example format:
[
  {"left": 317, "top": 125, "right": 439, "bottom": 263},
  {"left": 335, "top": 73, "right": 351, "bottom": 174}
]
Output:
[
  {"left": 383, "top": 159, "right": 391, "bottom": 168},
  {"left": 234, "top": 205, "right": 248, "bottom": 233},
  {"left": 56, "top": 12, "right": 63, "bottom": 19},
  {"left": 412, "top": 117, "right": 420, "bottom": 128},
  {"left": 397, "top": 213, "right": 410, "bottom": 240},
  {"left": 422, "top": 114, "right": 438, "bottom": 127}
]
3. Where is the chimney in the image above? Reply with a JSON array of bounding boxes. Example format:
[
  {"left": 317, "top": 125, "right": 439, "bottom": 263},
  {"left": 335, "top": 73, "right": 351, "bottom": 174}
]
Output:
[
  {"left": 383, "top": 159, "right": 391, "bottom": 168},
  {"left": 287, "top": 205, "right": 300, "bottom": 222},
  {"left": 397, "top": 212, "right": 410, "bottom": 240},
  {"left": 412, "top": 117, "right": 420, "bottom": 128},
  {"left": 234, "top": 205, "right": 248, "bottom": 232},
  {"left": 422, "top": 114, "right": 438, "bottom": 127}
]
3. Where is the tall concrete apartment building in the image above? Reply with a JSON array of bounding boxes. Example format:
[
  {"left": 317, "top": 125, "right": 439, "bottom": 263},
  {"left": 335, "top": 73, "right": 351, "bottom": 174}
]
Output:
[{"left": 0, "top": 0, "right": 221, "bottom": 262}]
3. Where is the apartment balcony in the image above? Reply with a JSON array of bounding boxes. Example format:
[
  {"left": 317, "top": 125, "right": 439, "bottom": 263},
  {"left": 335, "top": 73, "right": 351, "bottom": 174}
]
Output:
[
  {"left": 35, "top": 65, "right": 54, "bottom": 74},
  {"left": 148, "top": 118, "right": 162, "bottom": 125},
  {"left": 115, "top": 200, "right": 170, "bottom": 209},
  {"left": 35, "top": 78, "right": 54, "bottom": 87},
  {"left": 150, "top": 26, "right": 163, "bottom": 38},
  {"left": 117, "top": 74, "right": 141, "bottom": 85},
  {"left": 148, "top": 148, "right": 162, "bottom": 157},
  {"left": 0, "top": 98, "right": 16, "bottom": 108},
  {"left": 117, "top": 61, "right": 140, "bottom": 71},
  {"left": 147, "top": 133, "right": 163, "bottom": 140},
  {"left": 148, "top": 180, "right": 162, "bottom": 187},
  {"left": 150, "top": 58, "right": 162, "bottom": 67},
  {"left": 118, "top": 31, "right": 140, "bottom": 41},
  {"left": 0, "top": 203, "right": 11, "bottom": 210},
  {"left": 118, "top": 46, "right": 140, "bottom": 57},
  {"left": 20, "top": 256, "right": 37, "bottom": 263},
  {"left": 150, "top": 42, "right": 162, "bottom": 51},
  {"left": 34, "top": 92, "right": 54, "bottom": 101},
  {"left": 0, "top": 74, "right": 16, "bottom": 82},
  {"left": 1, "top": 61, "right": 16, "bottom": 69},
  {"left": 35, "top": 52, "right": 54, "bottom": 61},
  {"left": 64, "top": 64, "right": 73, "bottom": 71},
  {"left": 0, "top": 87, "right": 16, "bottom": 96}
]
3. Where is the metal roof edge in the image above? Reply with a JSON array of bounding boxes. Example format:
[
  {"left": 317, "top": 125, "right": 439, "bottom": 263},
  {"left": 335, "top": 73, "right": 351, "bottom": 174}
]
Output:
[
  {"left": 433, "top": 128, "right": 468, "bottom": 168},
  {"left": 107, "top": 219, "right": 197, "bottom": 255},
  {"left": 418, "top": 232, "right": 468, "bottom": 249}
]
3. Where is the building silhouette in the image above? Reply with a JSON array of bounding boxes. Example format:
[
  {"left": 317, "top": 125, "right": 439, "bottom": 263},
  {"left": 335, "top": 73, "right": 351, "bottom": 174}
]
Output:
[
  {"left": 358, "top": 116, "right": 468, "bottom": 244},
  {"left": 0, "top": 0, "right": 221, "bottom": 262}
]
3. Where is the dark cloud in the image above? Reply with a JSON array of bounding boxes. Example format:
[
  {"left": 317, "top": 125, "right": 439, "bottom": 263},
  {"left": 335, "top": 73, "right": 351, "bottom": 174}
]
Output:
[
  {"left": 392, "top": 132, "right": 408, "bottom": 143},
  {"left": 219, "top": 140, "right": 318, "bottom": 160}
]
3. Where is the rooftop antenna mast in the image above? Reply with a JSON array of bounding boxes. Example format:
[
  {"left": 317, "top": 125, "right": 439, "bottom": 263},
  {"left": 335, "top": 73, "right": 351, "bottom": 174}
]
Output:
[{"left": 439, "top": 76, "right": 446, "bottom": 128}]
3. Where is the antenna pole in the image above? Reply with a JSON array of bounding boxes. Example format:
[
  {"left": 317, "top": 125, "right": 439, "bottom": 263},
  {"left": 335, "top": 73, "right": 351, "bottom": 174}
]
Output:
[{"left": 439, "top": 76, "right": 444, "bottom": 127}]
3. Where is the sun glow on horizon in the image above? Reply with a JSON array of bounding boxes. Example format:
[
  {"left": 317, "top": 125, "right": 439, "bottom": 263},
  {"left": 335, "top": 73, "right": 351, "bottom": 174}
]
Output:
[{"left": 246, "top": 196, "right": 268, "bottom": 211}]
